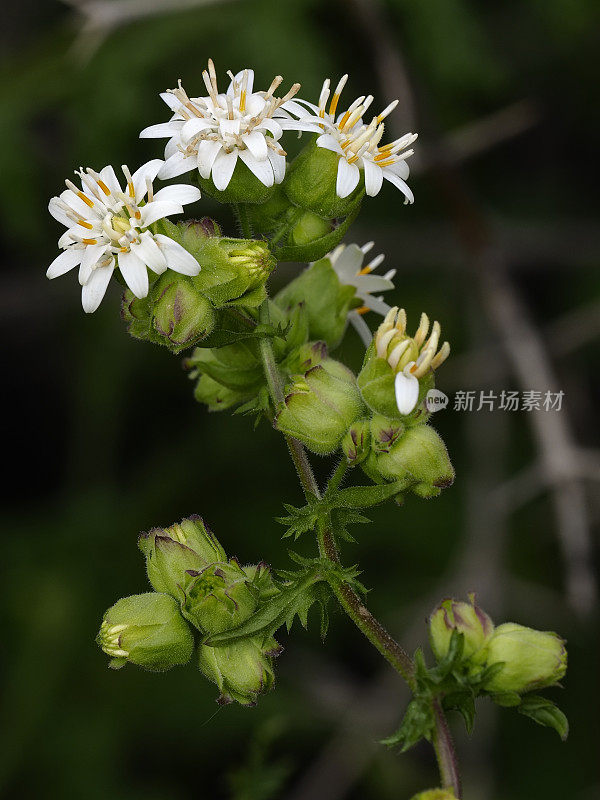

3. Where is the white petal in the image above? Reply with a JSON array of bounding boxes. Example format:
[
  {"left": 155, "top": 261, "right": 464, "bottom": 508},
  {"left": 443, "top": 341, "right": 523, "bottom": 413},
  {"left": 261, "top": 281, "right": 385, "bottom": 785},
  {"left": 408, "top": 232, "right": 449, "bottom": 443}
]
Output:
[
  {"left": 160, "top": 91, "right": 184, "bottom": 112},
  {"left": 46, "top": 248, "right": 83, "bottom": 279},
  {"left": 154, "top": 234, "right": 200, "bottom": 276},
  {"left": 139, "top": 200, "right": 184, "bottom": 227},
  {"left": 152, "top": 184, "right": 201, "bottom": 207},
  {"left": 281, "top": 99, "right": 317, "bottom": 117},
  {"left": 140, "top": 121, "right": 184, "bottom": 139},
  {"left": 348, "top": 311, "right": 374, "bottom": 348},
  {"left": 197, "top": 140, "right": 222, "bottom": 179},
  {"left": 331, "top": 243, "right": 364, "bottom": 280},
  {"left": 256, "top": 118, "right": 283, "bottom": 139},
  {"left": 238, "top": 149, "right": 274, "bottom": 187},
  {"left": 336, "top": 158, "right": 360, "bottom": 198},
  {"left": 81, "top": 262, "right": 114, "bottom": 313},
  {"left": 383, "top": 170, "right": 414, "bottom": 204},
  {"left": 242, "top": 130, "right": 268, "bottom": 161},
  {"left": 99, "top": 165, "right": 122, "bottom": 196},
  {"left": 219, "top": 118, "right": 241, "bottom": 137},
  {"left": 358, "top": 294, "right": 391, "bottom": 316},
  {"left": 316, "top": 133, "right": 344, "bottom": 155},
  {"left": 60, "top": 189, "right": 99, "bottom": 220},
  {"left": 394, "top": 371, "right": 420, "bottom": 415},
  {"left": 211, "top": 149, "right": 238, "bottom": 191},
  {"left": 387, "top": 159, "right": 410, "bottom": 179},
  {"left": 131, "top": 231, "right": 168, "bottom": 274},
  {"left": 158, "top": 151, "right": 196, "bottom": 180},
  {"left": 268, "top": 150, "right": 286, "bottom": 185},
  {"left": 227, "top": 68, "right": 254, "bottom": 97},
  {"left": 354, "top": 274, "right": 395, "bottom": 293},
  {"left": 180, "top": 117, "right": 212, "bottom": 141},
  {"left": 165, "top": 136, "right": 181, "bottom": 160},
  {"left": 118, "top": 249, "right": 149, "bottom": 298},
  {"left": 363, "top": 158, "right": 384, "bottom": 197},
  {"left": 48, "top": 197, "right": 72, "bottom": 228},
  {"left": 131, "top": 159, "right": 164, "bottom": 200},
  {"left": 79, "top": 243, "right": 109, "bottom": 285},
  {"left": 58, "top": 228, "right": 79, "bottom": 248}
]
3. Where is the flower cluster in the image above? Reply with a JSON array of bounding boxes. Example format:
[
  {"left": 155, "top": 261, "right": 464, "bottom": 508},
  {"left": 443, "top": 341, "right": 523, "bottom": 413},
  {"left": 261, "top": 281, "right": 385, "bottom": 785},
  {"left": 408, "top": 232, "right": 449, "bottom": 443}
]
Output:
[
  {"left": 49, "top": 57, "right": 569, "bottom": 796},
  {"left": 291, "top": 74, "right": 417, "bottom": 201},
  {"left": 47, "top": 162, "right": 200, "bottom": 312}
]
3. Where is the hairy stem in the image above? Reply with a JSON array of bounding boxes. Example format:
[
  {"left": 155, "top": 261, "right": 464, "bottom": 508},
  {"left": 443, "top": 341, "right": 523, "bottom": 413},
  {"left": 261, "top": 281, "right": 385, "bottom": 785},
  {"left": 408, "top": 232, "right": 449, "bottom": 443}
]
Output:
[
  {"left": 258, "top": 298, "right": 459, "bottom": 794},
  {"left": 432, "top": 698, "right": 462, "bottom": 796}
]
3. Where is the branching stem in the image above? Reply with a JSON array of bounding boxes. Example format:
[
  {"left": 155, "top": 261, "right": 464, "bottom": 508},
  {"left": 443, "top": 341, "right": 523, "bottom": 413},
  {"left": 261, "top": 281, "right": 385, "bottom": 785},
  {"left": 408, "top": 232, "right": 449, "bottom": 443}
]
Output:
[{"left": 257, "top": 298, "right": 460, "bottom": 796}]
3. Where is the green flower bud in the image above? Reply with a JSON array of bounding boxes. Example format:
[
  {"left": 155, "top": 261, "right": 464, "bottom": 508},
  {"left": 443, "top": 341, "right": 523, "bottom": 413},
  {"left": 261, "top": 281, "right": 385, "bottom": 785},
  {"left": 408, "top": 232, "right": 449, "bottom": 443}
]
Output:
[
  {"left": 290, "top": 211, "right": 333, "bottom": 246},
  {"left": 358, "top": 307, "right": 450, "bottom": 421},
  {"left": 283, "top": 138, "right": 364, "bottom": 220},
  {"left": 429, "top": 595, "right": 494, "bottom": 662},
  {"left": 182, "top": 561, "right": 258, "bottom": 635},
  {"left": 275, "top": 359, "right": 365, "bottom": 454},
  {"left": 198, "top": 637, "right": 279, "bottom": 706},
  {"left": 363, "top": 424, "right": 454, "bottom": 498},
  {"left": 274, "top": 257, "right": 356, "bottom": 347},
  {"left": 410, "top": 790, "right": 457, "bottom": 800},
  {"left": 151, "top": 273, "right": 216, "bottom": 353},
  {"left": 97, "top": 593, "right": 194, "bottom": 671},
  {"left": 342, "top": 418, "right": 371, "bottom": 466},
  {"left": 157, "top": 218, "right": 275, "bottom": 309},
  {"left": 139, "top": 517, "right": 227, "bottom": 597},
  {"left": 483, "top": 623, "right": 567, "bottom": 693}
]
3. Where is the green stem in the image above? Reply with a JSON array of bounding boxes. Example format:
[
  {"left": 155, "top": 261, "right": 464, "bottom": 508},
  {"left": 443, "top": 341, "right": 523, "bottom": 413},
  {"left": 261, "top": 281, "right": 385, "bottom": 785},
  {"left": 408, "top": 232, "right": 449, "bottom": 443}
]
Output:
[
  {"left": 269, "top": 206, "right": 304, "bottom": 247},
  {"left": 257, "top": 300, "right": 459, "bottom": 793},
  {"left": 235, "top": 204, "right": 253, "bottom": 238},
  {"left": 432, "top": 698, "right": 462, "bottom": 797}
]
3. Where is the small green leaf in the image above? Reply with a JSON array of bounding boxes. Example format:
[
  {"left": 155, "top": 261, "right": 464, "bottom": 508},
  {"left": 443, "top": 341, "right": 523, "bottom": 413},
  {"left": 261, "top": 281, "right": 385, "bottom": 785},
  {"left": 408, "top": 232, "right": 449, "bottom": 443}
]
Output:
[
  {"left": 517, "top": 695, "right": 569, "bottom": 741},
  {"left": 334, "top": 481, "right": 408, "bottom": 509},
  {"left": 490, "top": 691, "right": 521, "bottom": 707},
  {"left": 382, "top": 697, "right": 435, "bottom": 751}
]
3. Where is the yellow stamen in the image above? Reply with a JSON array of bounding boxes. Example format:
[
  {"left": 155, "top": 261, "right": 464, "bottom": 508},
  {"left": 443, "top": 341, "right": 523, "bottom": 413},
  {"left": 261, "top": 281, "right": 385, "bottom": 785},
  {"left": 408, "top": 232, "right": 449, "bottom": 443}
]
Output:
[
  {"left": 97, "top": 180, "right": 110, "bottom": 195},
  {"left": 82, "top": 238, "right": 97, "bottom": 245},
  {"left": 355, "top": 306, "right": 370, "bottom": 315},
  {"left": 78, "top": 192, "right": 94, "bottom": 208},
  {"left": 78, "top": 220, "right": 93, "bottom": 230}
]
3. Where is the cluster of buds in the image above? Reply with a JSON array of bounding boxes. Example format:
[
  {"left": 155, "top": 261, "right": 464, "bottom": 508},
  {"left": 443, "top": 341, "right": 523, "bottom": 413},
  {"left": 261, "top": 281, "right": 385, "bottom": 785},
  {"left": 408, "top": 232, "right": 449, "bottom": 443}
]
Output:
[
  {"left": 98, "top": 517, "right": 282, "bottom": 705},
  {"left": 428, "top": 596, "right": 567, "bottom": 695},
  {"left": 121, "top": 218, "right": 276, "bottom": 352}
]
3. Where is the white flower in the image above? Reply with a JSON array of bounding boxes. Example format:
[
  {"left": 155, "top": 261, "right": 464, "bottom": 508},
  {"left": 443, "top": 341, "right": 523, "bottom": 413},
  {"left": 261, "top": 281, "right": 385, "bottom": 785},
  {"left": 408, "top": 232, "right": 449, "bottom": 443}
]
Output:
[
  {"left": 323, "top": 241, "right": 396, "bottom": 347},
  {"left": 140, "top": 60, "right": 316, "bottom": 191},
  {"left": 47, "top": 161, "right": 201, "bottom": 313},
  {"left": 290, "top": 75, "right": 417, "bottom": 203},
  {"left": 374, "top": 307, "right": 450, "bottom": 416},
  {"left": 327, "top": 241, "right": 396, "bottom": 316}
]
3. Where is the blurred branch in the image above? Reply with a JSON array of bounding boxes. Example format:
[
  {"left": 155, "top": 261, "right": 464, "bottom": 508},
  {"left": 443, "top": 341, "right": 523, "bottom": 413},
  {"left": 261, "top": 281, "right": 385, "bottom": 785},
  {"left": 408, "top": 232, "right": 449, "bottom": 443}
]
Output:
[{"left": 62, "top": 0, "right": 242, "bottom": 59}]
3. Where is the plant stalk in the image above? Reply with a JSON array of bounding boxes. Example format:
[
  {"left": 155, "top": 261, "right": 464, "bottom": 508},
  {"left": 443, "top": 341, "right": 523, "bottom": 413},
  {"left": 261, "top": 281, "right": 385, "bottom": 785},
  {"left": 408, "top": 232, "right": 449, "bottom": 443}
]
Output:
[{"left": 257, "top": 298, "right": 460, "bottom": 794}]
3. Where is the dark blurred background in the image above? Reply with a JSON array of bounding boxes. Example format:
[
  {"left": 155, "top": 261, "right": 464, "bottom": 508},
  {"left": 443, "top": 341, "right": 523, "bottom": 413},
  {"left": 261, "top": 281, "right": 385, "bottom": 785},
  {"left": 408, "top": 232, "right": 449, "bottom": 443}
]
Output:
[{"left": 2, "top": 0, "right": 599, "bottom": 798}]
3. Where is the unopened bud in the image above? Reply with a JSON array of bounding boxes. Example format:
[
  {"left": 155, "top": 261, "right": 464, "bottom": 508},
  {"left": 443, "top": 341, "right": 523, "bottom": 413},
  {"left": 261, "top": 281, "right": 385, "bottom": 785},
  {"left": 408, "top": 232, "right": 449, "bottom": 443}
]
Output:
[
  {"left": 198, "top": 637, "right": 277, "bottom": 706},
  {"left": 367, "top": 424, "right": 454, "bottom": 497},
  {"left": 275, "top": 359, "right": 365, "bottom": 454},
  {"left": 139, "top": 517, "right": 226, "bottom": 597},
  {"left": 97, "top": 593, "right": 194, "bottom": 671},
  {"left": 151, "top": 273, "right": 216, "bottom": 353},
  {"left": 182, "top": 561, "right": 258, "bottom": 635},
  {"left": 342, "top": 418, "right": 371, "bottom": 466},
  {"left": 429, "top": 595, "right": 494, "bottom": 662},
  {"left": 483, "top": 623, "right": 567, "bottom": 693},
  {"left": 284, "top": 139, "right": 363, "bottom": 220}
]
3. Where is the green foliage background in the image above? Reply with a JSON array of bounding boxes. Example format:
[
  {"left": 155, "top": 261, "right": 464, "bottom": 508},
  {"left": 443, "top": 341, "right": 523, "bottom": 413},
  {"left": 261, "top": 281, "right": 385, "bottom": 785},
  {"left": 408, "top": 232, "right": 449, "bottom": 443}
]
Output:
[{"left": 2, "top": 0, "right": 598, "bottom": 798}]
